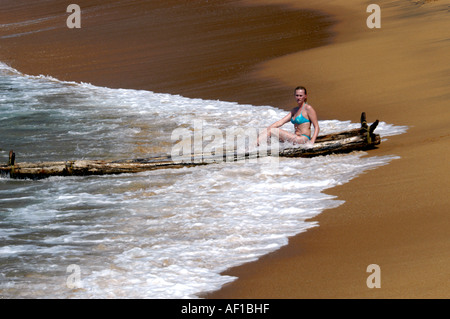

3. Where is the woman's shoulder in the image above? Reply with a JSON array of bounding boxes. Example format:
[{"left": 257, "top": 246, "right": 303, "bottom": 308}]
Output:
[{"left": 305, "top": 104, "right": 317, "bottom": 113}]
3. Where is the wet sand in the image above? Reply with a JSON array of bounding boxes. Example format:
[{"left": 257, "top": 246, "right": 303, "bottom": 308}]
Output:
[
  {"left": 1, "top": 0, "right": 449, "bottom": 298},
  {"left": 0, "top": 0, "right": 333, "bottom": 107}
]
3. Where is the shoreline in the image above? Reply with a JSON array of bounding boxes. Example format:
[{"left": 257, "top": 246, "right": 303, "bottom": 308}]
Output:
[{"left": 1, "top": 0, "right": 449, "bottom": 299}]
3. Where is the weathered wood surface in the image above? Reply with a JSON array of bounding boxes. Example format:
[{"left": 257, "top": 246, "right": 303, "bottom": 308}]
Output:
[
  {"left": 1, "top": 113, "right": 380, "bottom": 179},
  {"left": 281, "top": 113, "right": 380, "bottom": 157}
]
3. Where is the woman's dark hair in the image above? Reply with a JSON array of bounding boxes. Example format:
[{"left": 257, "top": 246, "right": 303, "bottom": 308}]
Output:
[{"left": 294, "top": 86, "right": 307, "bottom": 95}]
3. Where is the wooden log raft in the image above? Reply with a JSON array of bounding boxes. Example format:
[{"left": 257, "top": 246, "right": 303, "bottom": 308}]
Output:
[
  {"left": 280, "top": 112, "right": 380, "bottom": 158},
  {"left": 1, "top": 113, "right": 380, "bottom": 179}
]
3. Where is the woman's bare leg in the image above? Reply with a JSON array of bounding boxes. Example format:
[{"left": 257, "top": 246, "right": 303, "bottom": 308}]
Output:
[
  {"left": 257, "top": 127, "right": 309, "bottom": 146},
  {"left": 269, "top": 128, "right": 308, "bottom": 144}
]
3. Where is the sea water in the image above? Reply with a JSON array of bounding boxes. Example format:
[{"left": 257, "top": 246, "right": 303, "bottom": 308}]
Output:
[{"left": 0, "top": 62, "right": 407, "bottom": 298}]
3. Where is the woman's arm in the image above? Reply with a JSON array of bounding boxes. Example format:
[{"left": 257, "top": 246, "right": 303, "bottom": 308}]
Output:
[
  {"left": 306, "top": 105, "right": 320, "bottom": 144},
  {"left": 256, "top": 111, "right": 293, "bottom": 146},
  {"left": 268, "top": 111, "right": 292, "bottom": 129}
]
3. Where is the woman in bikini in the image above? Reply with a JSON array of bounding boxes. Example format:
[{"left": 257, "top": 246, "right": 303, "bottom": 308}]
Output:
[{"left": 258, "top": 86, "right": 320, "bottom": 145}]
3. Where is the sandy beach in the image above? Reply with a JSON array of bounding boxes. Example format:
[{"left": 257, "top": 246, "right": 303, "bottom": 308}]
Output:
[{"left": 1, "top": 0, "right": 449, "bottom": 299}]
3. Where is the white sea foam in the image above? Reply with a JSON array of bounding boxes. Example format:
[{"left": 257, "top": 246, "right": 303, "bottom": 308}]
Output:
[{"left": 0, "top": 62, "right": 408, "bottom": 298}]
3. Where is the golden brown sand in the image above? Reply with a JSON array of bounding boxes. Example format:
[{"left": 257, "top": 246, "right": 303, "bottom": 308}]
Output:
[
  {"left": 1, "top": 0, "right": 449, "bottom": 298},
  {"left": 207, "top": 0, "right": 450, "bottom": 299}
]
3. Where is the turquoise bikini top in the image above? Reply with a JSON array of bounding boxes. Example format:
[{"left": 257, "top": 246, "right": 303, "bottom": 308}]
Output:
[{"left": 290, "top": 105, "right": 310, "bottom": 125}]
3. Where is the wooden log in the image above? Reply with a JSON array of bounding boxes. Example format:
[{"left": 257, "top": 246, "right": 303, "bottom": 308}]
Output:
[
  {"left": 0, "top": 157, "right": 204, "bottom": 180},
  {"left": 9, "top": 150, "right": 15, "bottom": 166},
  {"left": 1, "top": 113, "right": 380, "bottom": 179},
  {"left": 280, "top": 133, "right": 380, "bottom": 158}
]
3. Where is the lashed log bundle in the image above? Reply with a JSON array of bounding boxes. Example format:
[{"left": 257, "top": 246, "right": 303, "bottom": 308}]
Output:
[{"left": 1, "top": 113, "right": 380, "bottom": 179}]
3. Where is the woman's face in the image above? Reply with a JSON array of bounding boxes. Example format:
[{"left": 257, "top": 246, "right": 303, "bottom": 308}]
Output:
[{"left": 294, "top": 89, "right": 307, "bottom": 105}]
